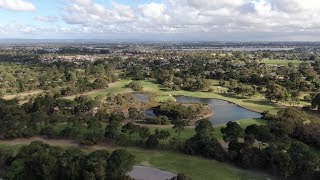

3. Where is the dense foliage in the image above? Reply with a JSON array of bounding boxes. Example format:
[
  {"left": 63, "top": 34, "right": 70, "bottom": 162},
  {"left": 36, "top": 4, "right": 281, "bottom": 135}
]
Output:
[{"left": 2, "top": 141, "right": 134, "bottom": 180}]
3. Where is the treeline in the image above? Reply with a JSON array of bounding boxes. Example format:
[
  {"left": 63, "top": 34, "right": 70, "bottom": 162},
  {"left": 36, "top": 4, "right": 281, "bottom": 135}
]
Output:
[
  {"left": 0, "top": 141, "right": 134, "bottom": 180},
  {"left": 34, "top": 47, "right": 110, "bottom": 55},
  {"left": 180, "top": 112, "right": 320, "bottom": 179},
  {"left": 0, "top": 94, "right": 180, "bottom": 148},
  {"left": 126, "top": 53, "right": 320, "bottom": 102},
  {"left": 0, "top": 59, "right": 120, "bottom": 96}
]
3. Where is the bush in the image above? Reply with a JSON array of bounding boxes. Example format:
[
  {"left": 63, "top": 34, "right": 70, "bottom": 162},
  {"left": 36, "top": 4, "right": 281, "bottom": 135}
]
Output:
[
  {"left": 170, "top": 173, "right": 192, "bottom": 180},
  {"left": 40, "top": 126, "right": 56, "bottom": 138},
  {"left": 127, "top": 82, "right": 143, "bottom": 91},
  {"left": 146, "top": 134, "right": 159, "bottom": 148},
  {"left": 145, "top": 116, "right": 171, "bottom": 125},
  {"left": 80, "top": 132, "right": 103, "bottom": 146}
]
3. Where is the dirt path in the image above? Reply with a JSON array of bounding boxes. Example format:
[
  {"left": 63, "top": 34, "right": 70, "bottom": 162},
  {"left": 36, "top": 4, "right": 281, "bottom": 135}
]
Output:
[{"left": 3, "top": 90, "right": 43, "bottom": 100}]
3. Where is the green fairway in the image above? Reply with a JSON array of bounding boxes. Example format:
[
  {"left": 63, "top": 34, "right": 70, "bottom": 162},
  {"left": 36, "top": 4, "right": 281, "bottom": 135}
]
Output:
[
  {"left": 260, "top": 59, "right": 303, "bottom": 65},
  {"left": 65, "top": 79, "right": 133, "bottom": 99}
]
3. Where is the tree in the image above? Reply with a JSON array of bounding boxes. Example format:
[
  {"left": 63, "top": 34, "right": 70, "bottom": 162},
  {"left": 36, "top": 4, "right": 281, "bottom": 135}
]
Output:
[
  {"left": 170, "top": 173, "right": 192, "bottom": 180},
  {"left": 105, "top": 114, "right": 121, "bottom": 139},
  {"left": 221, "top": 121, "right": 244, "bottom": 142},
  {"left": 245, "top": 124, "right": 274, "bottom": 149},
  {"left": 138, "top": 126, "right": 150, "bottom": 141},
  {"left": 6, "top": 141, "right": 61, "bottom": 180},
  {"left": 172, "top": 119, "right": 187, "bottom": 149},
  {"left": 59, "top": 148, "right": 84, "bottom": 179},
  {"left": 121, "top": 122, "right": 137, "bottom": 142},
  {"left": 265, "top": 83, "right": 287, "bottom": 102},
  {"left": 244, "top": 134, "right": 255, "bottom": 148},
  {"left": 146, "top": 134, "right": 159, "bottom": 148},
  {"left": 87, "top": 117, "right": 102, "bottom": 136},
  {"left": 155, "top": 129, "right": 171, "bottom": 140},
  {"left": 107, "top": 149, "right": 135, "bottom": 179},
  {"left": 128, "top": 107, "right": 141, "bottom": 122},
  {"left": 195, "top": 119, "right": 214, "bottom": 138},
  {"left": 83, "top": 150, "right": 110, "bottom": 180},
  {"left": 311, "top": 93, "right": 320, "bottom": 111},
  {"left": 273, "top": 152, "right": 294, "bottom": 178}
]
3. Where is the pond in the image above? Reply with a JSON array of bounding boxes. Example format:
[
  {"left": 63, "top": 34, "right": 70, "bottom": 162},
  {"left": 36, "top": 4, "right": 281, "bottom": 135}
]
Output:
[
  {"left": 133, "top": 93, "right": 149, "bottom": 102},
  {"left": 174, "top": 96, "right": 262, "bottom": 125}
]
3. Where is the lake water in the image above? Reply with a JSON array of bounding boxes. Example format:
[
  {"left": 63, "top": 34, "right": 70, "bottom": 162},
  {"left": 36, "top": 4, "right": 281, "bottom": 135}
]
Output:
[
  {"left": 133, "top": 93, "right": 149, "bottom": 102},
  {"left": 174, "top": 96, "right": 262, "bottom": 125}
]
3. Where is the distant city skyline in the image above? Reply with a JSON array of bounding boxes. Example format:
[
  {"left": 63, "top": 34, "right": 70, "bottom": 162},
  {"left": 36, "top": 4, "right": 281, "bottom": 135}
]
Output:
[{"left": 0, "top": 0, "right": 320, "bottom": 41}]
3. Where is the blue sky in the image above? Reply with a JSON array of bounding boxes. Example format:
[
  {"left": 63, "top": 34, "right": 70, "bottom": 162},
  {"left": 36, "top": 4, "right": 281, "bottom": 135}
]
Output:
[{"left": 0, "top": 0, "right": 320, "bottom": 40}]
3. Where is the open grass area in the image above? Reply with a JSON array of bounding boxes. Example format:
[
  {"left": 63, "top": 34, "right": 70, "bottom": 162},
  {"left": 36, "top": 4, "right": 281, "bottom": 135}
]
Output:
[
  {"left": 0, "top": 141, "right": 268, "bottom": 180},
  {"left": 65, "top": 79, "right": 133, "bottom": 99},
  {"left": 260, "top": 59, "right": 303, "bottom": 65}
]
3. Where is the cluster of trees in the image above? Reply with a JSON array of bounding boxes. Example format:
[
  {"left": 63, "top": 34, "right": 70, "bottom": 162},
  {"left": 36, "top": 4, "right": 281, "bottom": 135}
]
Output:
[
  {"left": 145, "top": 115, "right": 171, "bottom": 125},
  {"left": 227, "top": 79, "right": 256, "bottom": 98},
  {"left": 0, "top": 59, "right": 119, "bottom": 96},
  {"left": 0, "top": 95, "right": 107, "bottom": 140},
  {"left": 123, "top": 51, "right": 319, "bottom": 107},
  {"left": 154, "top": 102, "right": 205, "bottom": 122},
  {"left": 184, "top": 120, "right": 226, "bottom": 162},
  {"left": 265, "top": 108, "right": 320, "bottom": 149},
  {"left": 105, "top": 119, "right": 172, "bottom": 149},
  {"left": 0, "top": 94, "right": 179, "bottom": 148},
  {"left": 0, "top": 141, "right": 134, "bottom": 180},
  {"left": 216, "top": 108, "right": 320, "bottom": 178}
]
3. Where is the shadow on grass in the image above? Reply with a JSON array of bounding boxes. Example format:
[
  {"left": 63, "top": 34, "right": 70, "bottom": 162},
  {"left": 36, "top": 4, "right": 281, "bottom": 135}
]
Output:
[
  {"left": 159, "top": 88, "right": 171, "bottom": 92},
  {"left": 242, "top": 99, "right": 275, "bottom": 107},
  {"left": 216, "top": 92, "right": 248, "bottom": 100}
]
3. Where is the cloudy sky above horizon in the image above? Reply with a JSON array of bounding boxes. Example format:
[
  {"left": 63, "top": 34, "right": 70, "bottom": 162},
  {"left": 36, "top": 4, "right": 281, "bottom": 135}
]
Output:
[{"left": 0, "top": 0, "right": 320, "bottom": 41}]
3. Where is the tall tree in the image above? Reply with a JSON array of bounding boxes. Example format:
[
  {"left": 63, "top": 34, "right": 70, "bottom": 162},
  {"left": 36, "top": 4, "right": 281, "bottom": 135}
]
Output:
[{"left": 172, "top": 119, "right": 187, "bottom": 149}]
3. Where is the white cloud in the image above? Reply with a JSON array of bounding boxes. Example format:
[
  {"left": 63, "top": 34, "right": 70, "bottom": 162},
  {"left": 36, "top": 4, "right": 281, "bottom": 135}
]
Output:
[
  {"left": 139, "top": 2, "right": 170, "bottom": 24},
  {"left": 3, "top": 0, "right": 320, "bottom": 40},
  {"left": 73, "top": 0, "right": 92, "bottom": 6},
  {"left": 0, "top": 0, "right": 36, "bottom": 11},
  {"left": 35, "top": 16, "right": 58, "bottom": 23}
]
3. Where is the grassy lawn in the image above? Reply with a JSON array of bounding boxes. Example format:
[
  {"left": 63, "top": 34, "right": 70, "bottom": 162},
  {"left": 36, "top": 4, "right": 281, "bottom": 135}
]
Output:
[
  {"left": 65, "top": 79, "right": 133, "bottom": 99},
  {"left": 260, "top": 59, "right": 303, "bottom": 65}
]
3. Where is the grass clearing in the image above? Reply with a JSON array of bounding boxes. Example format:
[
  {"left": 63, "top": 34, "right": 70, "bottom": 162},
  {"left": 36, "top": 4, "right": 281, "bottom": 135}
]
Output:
[{"left": 65, "top": 79, "right": 133, "bottom": 99}]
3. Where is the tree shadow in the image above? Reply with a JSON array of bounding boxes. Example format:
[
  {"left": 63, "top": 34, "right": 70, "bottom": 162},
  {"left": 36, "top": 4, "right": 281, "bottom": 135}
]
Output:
[
  {"left": 242, "top": 99, "right": 275, "bottom": 106},
  {"left": 216, "top": 92, "right": 248, "bottom": 100}
]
